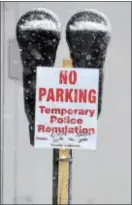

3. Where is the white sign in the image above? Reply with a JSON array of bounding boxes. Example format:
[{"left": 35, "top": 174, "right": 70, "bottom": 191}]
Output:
[{"left": 34, "top": 67, "right": 99, "bottom": 150}]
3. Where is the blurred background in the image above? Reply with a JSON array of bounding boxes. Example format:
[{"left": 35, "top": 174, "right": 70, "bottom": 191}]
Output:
[{"left": 1, "top": 1, "right": 131, "bottom": 204}]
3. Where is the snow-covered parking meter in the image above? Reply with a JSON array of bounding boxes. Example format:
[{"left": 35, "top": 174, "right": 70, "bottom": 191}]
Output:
[{"left": 16, "top": 9, "right": 61, "bottom": 145}]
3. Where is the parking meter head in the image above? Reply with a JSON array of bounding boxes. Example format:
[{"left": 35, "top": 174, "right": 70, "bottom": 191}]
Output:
[
  {"left": 66, "top": 9, "right": 111, "bottom": 116},
  {"left": 16, "top": 8, "right": 61, "bottom": 145}
]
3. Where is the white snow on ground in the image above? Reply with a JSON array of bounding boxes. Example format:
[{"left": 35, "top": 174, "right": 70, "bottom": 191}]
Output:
[
  {"left": 20, "top": 8, "right": 61, "bottom": 32},
  {"left": 69, "top": 9, "right": 111, "bottom": 34},
  {"left": 20, "top": 19, "right": 60, "bottom": 31}
]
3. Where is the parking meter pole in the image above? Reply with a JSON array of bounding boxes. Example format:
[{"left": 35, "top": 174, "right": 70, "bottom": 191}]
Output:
[{"left": 52, "top": 59, "right": 73, "bottom": 205}]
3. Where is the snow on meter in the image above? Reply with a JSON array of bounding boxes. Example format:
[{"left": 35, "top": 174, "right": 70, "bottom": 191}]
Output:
[{"left": 34, "top": 67, "right": 99, "bottom": 149}]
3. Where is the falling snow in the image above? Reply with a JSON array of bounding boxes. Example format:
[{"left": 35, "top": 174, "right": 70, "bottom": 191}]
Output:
[
  {"left": 86, "top": 55, "right": 91, "bottom": 60},
  {"left": 31, "top": 49, "right": 42, "bottom": 60}
]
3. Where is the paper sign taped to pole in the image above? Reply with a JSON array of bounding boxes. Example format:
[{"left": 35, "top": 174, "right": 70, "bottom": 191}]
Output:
[{"left": 34, "top": 67, "right": 99, "bottom": 150}]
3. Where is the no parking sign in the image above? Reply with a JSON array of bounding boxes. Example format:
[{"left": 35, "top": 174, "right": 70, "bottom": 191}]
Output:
[{"left": 34, "top": 67, "right": 99, "bottom": 150}]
